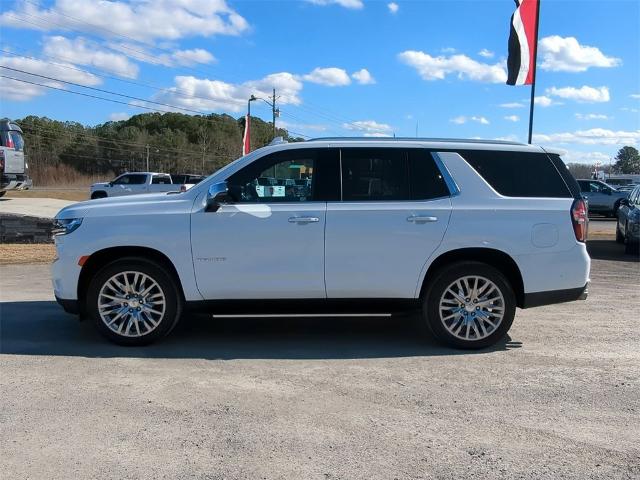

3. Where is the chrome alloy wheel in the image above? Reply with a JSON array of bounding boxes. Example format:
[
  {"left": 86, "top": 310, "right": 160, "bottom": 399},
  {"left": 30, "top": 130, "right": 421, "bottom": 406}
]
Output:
[
  {"left": 438, "top": 275, "right": 505, "bottom": 342},
  {"left": 97, "top": 271, "right": 166, "bottom": 337}
]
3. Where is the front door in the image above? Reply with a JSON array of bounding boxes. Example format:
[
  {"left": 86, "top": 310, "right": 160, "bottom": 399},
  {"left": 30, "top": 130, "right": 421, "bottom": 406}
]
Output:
[
  {"left": 191, "top": 148, "right": 336, "bottom": 299},
  {"left": 325, "top": 147, "right": 452, "bottom": 298}
]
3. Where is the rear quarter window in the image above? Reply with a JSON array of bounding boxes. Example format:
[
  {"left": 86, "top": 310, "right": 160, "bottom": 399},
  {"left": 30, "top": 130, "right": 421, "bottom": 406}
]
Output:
[{"left": 458, "top": 150, "right": 573, "bottom": 198}]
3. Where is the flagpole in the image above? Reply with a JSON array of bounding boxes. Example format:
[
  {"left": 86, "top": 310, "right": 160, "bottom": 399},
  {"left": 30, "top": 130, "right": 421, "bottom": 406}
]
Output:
[{"left": 527, "top": 0, "right": 541, "bottom": 144}]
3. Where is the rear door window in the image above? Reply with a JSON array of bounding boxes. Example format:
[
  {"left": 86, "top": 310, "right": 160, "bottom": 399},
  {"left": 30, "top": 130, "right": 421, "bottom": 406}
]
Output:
[
  {"left": 458, "top": 150, "right": 572, "bottom": 198},
  {"left": 341, "top": 148, "right": 409, "bottom": 201},
  {"left": 152, "top": 175, "right": 172, "bottom": 185},
  {"left": 408, "top": 149, "right": 450, "bottom": 200},
  {"left": 113, "top": 174, "right": 147, "bottom": 185}
]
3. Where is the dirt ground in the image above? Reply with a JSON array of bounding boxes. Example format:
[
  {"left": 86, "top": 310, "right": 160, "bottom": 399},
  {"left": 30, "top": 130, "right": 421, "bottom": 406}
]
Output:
[
  {"left": 0, "top": 238, "right": 639, "bottom": 479},
  {"left": 5, "top": 188, "right": 88, "bottom": 202},
  {"left": 0, "top": 244, "right": 56, "bottom": 265}
]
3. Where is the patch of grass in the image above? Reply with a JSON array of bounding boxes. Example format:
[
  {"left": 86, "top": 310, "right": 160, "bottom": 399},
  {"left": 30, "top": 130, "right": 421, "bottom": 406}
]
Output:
[{"left": 0, "top": 243, "right": 56, "bottom": 265}]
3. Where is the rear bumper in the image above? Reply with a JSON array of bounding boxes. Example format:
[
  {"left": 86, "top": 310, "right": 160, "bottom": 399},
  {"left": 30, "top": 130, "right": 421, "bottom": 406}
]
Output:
[
  {"left": 522, "top": 282, "right": 589, "bottom": 309},
  {"left": 1, "top": 173, "right": 31, "bottom": 190},
  {"left": 55, "top": 295, "right": 80, "bottom": 315}
]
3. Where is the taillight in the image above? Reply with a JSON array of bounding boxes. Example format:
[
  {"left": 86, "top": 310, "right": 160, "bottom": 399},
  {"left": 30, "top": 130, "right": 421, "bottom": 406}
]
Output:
[
  {"left": 0, "top": 150, "right": 4, "bottom": 171},
  {"left": 5, "top": 134, "right": 14, "bottom": 149},
  {"left": 571, "top": 198, "right": 588, "bottom": 242}
]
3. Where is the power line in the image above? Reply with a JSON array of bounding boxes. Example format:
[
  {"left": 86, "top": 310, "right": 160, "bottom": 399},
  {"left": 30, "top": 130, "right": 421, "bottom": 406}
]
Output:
[
  {"left": 0, "top": 47, "right": 245, "bottom": 108},
  {"left": 0, "top": 65, "right": 221, "bottom": 116}
]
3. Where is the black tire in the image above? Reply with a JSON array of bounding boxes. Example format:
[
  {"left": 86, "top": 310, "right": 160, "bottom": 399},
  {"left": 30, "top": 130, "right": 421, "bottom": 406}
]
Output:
[
  {"left": 616, "top": 223, "right": 624, "bottom": 243},
  {"left": 91, "top": 191, "right": 107, "bottom": 199},
  {"left": 422, "top": 261, "right": 516, "bottom": 349},
  {"left": 86, "top": 257, "right": 183, "bottom": 346},
  {"left": 0, "top": 191, "right": 6, "bottom": 198}
]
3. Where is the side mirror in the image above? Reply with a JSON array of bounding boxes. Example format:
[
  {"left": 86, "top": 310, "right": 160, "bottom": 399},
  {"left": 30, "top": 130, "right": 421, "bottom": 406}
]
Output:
[
  {"left": 604, "top": 188, "right": 612, "bottom": 195},
  {"left": 205, "top": 181, "right": 229, "bottom": 212}
]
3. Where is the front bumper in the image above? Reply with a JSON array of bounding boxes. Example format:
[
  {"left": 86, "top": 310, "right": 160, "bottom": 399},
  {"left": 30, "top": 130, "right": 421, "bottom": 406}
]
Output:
[
  {"left": 55, "top": 295, "right": 80, "bottom": 315},
  {"left": 522, "top": 282, "right": 589, "bottom": 309}
]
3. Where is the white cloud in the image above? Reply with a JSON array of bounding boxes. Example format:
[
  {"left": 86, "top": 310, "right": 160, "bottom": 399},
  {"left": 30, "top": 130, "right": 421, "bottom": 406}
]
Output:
[
  {"left": 555, "top": 149, "right": 612, "bottom": 164},
  {"left": 398, "top": 50, "right": 507, "bottom": 83},
  {"left": 170, "top": 48, "right": 216, "bottom": 66},
  {"left": 108, "top": 112, "right": 131, "bottom": 121},
  {"left": 343, "top": 120, "right": 393, "bottom": 135},
  {"left": 154, "top": 72, "right": 303, "bottom": 113},
  {"left": 387, "top": 2, "right": 399, "bottom": 14},
  {"left": 621, "top": 107, "right": 639, "bottom": 113},
  {"left": 547, "top": 85, "right": 610, "bottom": 103},
  {"left": 303, "top": 67, "right": 351, "bottom": 86},
  {"left": 478, "top": 49, "right": 494, "bottom": 58},
  {"left": 539, "top": 36, "right": 621, "bottom": 72},
  {"left": 450, "top": 116, "right": 489, "bottom": 125},
  {"left": 351, "top": 68, "right": 375, "bottom": 85},
  {"left": 504, "top": 115, "right": 520, "bottom": 122},
  {"left": 630, "top": 94, "right": 640, "bottom": 99},
  {"left": 533, "top": 128, "right": 640, "bottom": 146},
  {"left": 106, "top": 42, "right": 215, "bottom": 68},
  {"left": 575, "top": 113, "right": 609, "bottom": 120},
  {"left": 43, "top": 36, "right": 139, "bottom": 78},
  {"left": 440, "top": 47, "right": 456, "bottom": 54},
  {"left": 0, "top": 55, "right": 101, "bottom": 100},
  {"left": 534, "top": 96, "right": 556, "bottom": 107},
  {"left": 0, "top": 0, "right": 249, "bottom": 43},
  {"left": 306, "top": 0, "right": 363, "bottom": 8},
  {"left": 277, "top": 120, "right": 328, "bottom": 136},
  {"left": 500, "top": 102, "right": 525, "bottom": 108}
]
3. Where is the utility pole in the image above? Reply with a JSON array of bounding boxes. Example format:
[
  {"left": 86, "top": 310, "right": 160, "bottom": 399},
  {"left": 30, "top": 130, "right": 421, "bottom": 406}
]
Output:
[
  {"left": 145, "top": 144, "right": 150, "bottom": 171},
  {"left": 272, "top": 88, "right": 278, "bottom": 138}
]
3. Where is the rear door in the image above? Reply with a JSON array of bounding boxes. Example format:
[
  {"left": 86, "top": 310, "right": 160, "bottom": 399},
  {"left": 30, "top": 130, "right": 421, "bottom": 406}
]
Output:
[
  {"left": 324, "top": 147, "right": 452, "bottom": 298},
  {"left": 150, "top": 174, "right": 175, "bottom": 192},
  {"left": 1, "top": 128, "right": 25, "bottom": 174}
]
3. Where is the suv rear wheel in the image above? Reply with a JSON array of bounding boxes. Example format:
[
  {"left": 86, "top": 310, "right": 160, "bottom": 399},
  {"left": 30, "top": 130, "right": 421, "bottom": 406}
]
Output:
[
  {"left": 86, "top": 258, "right": 183, "bottom": 345},
  {"left": 422, "top": 261, "right": 516, "bottom": 349}
]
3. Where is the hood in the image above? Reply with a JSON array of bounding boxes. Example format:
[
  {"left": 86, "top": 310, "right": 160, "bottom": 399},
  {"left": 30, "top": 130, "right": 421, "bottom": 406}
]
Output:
[{"left": 55, "top": 192, "right": 195, "bottom": 220}]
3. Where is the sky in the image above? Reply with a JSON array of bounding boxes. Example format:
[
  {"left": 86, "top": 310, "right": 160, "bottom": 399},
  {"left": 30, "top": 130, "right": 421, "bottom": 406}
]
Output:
[{"left": 0, "top": 0, "right": 638, "bottom": 164}]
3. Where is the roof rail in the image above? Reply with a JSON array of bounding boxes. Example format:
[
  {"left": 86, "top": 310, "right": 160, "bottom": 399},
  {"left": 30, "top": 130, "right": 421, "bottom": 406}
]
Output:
[{"left": 305, "top": 136, "right": 526, "bottom": 146}]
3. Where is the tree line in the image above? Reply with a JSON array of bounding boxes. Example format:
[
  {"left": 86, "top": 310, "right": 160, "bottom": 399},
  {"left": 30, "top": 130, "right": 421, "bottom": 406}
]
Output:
[{"left": 16, "top": 113, "right": 303, "bottom": 184}]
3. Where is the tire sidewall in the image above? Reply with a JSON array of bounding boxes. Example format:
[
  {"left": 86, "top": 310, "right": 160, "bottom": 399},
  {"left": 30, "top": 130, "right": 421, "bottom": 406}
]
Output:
[
  {"left": 423, "top": 262, "right": 516, "bottom": 349},
  {"left": 86, "top": 258, "right": 182, "bottom": 346}
]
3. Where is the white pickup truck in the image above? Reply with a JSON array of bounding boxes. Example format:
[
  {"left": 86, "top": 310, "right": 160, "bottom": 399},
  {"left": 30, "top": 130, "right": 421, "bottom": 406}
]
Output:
[{"left": 90, "top": 172, "right": 190, "bottom": 199}]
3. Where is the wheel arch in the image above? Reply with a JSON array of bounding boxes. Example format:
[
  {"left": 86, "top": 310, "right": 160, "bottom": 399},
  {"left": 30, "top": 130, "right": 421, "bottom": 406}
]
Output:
[
  {"left": 78, "top": 246, "right": 185, "bottom": 310},
  {"left": 419, "top": 247, "right": 525, "bottom": 308},
  {"left": 91, "top": 191, "right": 107, "bottom": 199}
]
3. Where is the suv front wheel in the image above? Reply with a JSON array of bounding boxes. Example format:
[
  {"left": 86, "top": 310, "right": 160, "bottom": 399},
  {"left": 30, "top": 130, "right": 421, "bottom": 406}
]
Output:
[
  {"left": 86, "top": 258, "right": 183, "bottom": 345},
  {"left": 422, "top": 261, "right": 516, "bottom": 349}
]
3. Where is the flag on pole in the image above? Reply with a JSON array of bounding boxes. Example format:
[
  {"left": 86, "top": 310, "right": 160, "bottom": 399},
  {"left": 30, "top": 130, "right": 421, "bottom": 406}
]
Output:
[
  {"left": 242, "top": 114, "right": 250, "bottom": 156},
  {"left": 506, "top": 0, "right": 540, "bottom": 85}
]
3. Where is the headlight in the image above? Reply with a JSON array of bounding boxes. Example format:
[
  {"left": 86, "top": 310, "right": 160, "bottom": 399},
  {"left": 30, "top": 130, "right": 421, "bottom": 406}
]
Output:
[{"left": 52, "top": 218, "right": 83, "bottom": 236}]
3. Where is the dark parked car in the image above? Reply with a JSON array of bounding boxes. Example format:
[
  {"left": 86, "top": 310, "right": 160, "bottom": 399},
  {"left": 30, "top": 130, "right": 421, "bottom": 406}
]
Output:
[
  {"left": 577, "top": 180, "right": 629, "bottom": 217},
  {"left": 616, "top": 185, "right": 640, "bottom": 254}
]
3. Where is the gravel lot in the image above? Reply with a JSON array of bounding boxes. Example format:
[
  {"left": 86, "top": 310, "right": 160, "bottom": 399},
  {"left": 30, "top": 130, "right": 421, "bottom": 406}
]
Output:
[{"left": 0, "top": 238, "right": 638, "bottom": 479}]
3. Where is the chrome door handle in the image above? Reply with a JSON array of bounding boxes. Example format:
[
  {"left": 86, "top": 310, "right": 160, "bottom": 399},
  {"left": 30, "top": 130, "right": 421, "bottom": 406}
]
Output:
[
  {"left": 407, "top": 215, "right": 438, "bottom": 223},
  {"left": 288, "top": 216, "right": 320, "bottom": 223}
]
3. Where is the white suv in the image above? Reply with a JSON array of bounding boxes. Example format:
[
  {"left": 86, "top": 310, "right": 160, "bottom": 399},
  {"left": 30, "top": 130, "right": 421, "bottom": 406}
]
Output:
[{"left": 52, "top": 138, "right": 590, "bottom": 349}]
